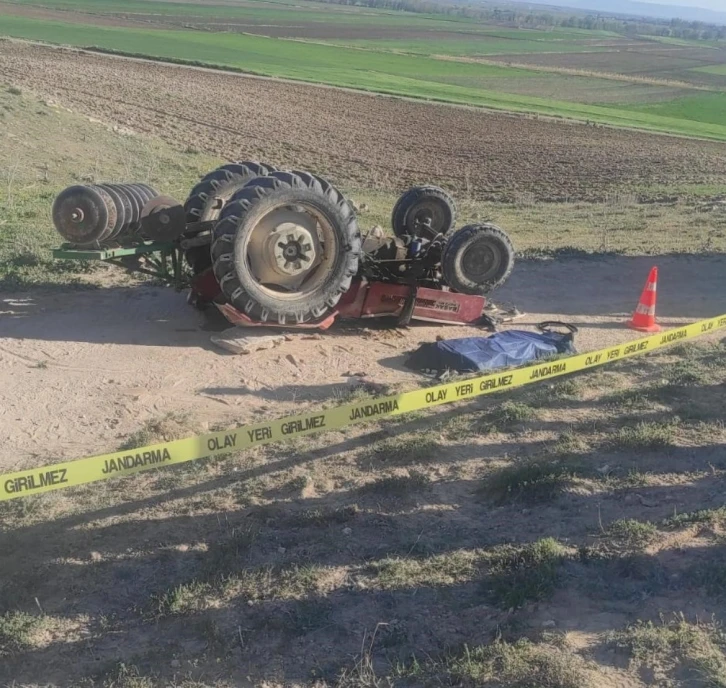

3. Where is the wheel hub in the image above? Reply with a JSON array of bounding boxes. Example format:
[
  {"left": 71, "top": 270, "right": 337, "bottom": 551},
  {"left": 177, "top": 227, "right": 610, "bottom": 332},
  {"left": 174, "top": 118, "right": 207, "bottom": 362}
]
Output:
[
  {"left": 272, "top": 224, "right": 316, "bottom": 275},
  {"left": 462, "top": 243, "right": 501, "bottom": 281},
  {"left": 409, "top": 200, "right": 445, "bottom": 237},
  {"left": 246, "top": 208, "right": 322, "bottom": 290}
]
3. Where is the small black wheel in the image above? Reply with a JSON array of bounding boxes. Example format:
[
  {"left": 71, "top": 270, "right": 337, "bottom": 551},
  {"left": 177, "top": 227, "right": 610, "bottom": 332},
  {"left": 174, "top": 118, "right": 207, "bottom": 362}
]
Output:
[
  {"left": 211, "top": 172, "right": 361, "bottom": 324},
  {"left": 391, "top": 185, "right": 456, "bottom": 240},
  {"left": 442, "top": 223, "right": 514, "bottom": 295}
]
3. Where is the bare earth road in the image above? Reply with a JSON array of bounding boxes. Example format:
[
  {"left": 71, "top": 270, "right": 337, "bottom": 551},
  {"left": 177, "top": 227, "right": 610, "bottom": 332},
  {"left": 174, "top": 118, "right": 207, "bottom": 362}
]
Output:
[
  {"left": 2, "top": 40, "right": 726, "bottom": 201},
  {"left": 2, "top": 254, "right": 724, "bottom": 472}
]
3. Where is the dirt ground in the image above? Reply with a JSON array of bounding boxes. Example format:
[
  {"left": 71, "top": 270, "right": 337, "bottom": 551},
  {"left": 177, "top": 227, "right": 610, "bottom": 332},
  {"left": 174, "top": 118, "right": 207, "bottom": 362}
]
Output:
[
  {"left": 2, "top": 253, "right": 724, "bottom": 473},
  {"left": 2, "top": 41, "right": 726, "bottom": 202}
]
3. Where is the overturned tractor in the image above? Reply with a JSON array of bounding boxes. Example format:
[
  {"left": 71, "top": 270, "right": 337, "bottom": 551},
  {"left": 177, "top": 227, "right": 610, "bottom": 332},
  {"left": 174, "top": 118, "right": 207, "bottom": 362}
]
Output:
[{"left": 51, "top": 162, "right": 515, "bottom": 328}]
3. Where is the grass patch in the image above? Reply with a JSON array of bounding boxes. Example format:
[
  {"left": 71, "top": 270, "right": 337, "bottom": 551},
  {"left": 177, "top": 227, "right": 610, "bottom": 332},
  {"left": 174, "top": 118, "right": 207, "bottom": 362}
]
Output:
[
  {"left": 154, "top": 580, "right": 213, "bottom": 617},
  {"left": 690, "top": 552, "right": 726, "bottom": 599},
  {"left": 663, "top": 507, "right": 726, "bottom": 530},
  {"left": 485, "top": 538, "right": 568, "bottom": 609},
  {"left": 605, "top": 519, "right": 659, "bottom": 548},
  {"left": 442, "top": 401, "right": 538, "bottom": 439},
  {"left": 0, "top": 612, "right": 45, "bottom": 655},
  {"left": 101, "top": 662, "right": 230, "bottom": 688},
  {"left": 625, "top": 92, "right": 726, "bottom": 128},
  {"left": 665, "top": 359, "right": 711, "bottom": 387},
  {"left": 547, "top": 378, "right": 584, "bottom": 399},
  {"left": 530, "top": 378, "right": 583, "bottom": 404},
  {"left": 609, "top": 616, "right": 726, "bottom": 686},
  {"left": 292, "top": 504, "right": 360, "bottom": 528},
  {"left": 369, "top": 550, "right": 480, "bottom": 589},
  {"left": 609, "top": 469, "right": 651, "bottom": 489},
  {"left": 483, "top": 457, "right": 583, "bottom": 504},
  {"left": 604, "top": 385, "right": 663, "bottom": 410},
  {"left": 478, "top": 401, "right": 538, "bottom": 433},
  {"left": 203, "top": 527, "right": 259, "bottom": 576},
  {"left": 578, "top": 550, "right": 670, "bottom": 601},
  {"left": 357, "top": 471, "right": 432, "bottom": 498},
  {"left": 361, "top": 432, "right": 440, "bottom": 466},
  {"left": 442, "top": 638, "right": 591, "bottom": 688},
  {"left": 548, "top": 430, "right": 590, "bottom": 457},
  {"left": 118, "top": 412, "right": 195, "bottom": 451},
  {"left": 225, "top": 563, "right": 327, "bottom": 602},
  {"left": 578, "top": 520, "right": 660, "bottom": 583},
  {"left": 607, "top": 420, "right": 679, "bottom": 451},
  {"left": 155, "top": 561, "right": 329, "bottom": 618}
]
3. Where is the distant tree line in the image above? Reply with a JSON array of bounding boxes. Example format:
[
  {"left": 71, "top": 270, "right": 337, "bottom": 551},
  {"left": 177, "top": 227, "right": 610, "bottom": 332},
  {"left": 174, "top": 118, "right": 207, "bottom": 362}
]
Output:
[{"left": 310, "top": 0, "right": 726, "bottom": 41}]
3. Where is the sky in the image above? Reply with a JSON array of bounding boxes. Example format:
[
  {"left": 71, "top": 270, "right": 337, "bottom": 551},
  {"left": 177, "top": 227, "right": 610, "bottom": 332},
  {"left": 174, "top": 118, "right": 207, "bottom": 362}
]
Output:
[{"left": 642, "top": 0, "right": 725, "bottom": 10}]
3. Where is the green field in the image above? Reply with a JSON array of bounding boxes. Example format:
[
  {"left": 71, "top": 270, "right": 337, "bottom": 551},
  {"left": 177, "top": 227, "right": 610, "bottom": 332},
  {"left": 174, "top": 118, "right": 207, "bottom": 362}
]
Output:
[
  {"left": 626, "top": 92, "right": 726, "bottom": 126},
  {"left": 2, "top": 0, "right": 618, "bottom": 33},
  {"left": 317, "top": 36, "right": 617, "bottom": 56},
  {"left": 695, "top": 64, "right": 726, "bottom": 75},
  {"left": 1, "top": 0, "right": 726, "bottom": 141}
]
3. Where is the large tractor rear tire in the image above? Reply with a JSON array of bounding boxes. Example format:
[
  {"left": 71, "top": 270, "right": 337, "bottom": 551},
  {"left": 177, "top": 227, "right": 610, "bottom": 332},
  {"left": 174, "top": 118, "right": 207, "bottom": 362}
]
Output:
[
  {"left": 441, "top": 223, "right": 514, "bottom": 295},
  {"left": 183, "top": 161, "right": 275, "bottom": 274},
  {"left": 211, "top": 173, "right": 360, "bottom": 324}
]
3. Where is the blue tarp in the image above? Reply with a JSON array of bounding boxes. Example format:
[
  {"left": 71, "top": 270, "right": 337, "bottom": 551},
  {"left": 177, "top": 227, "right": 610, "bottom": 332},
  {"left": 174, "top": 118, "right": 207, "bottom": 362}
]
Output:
[{"left": 406, "top": 329, "right": 577, "bottom": 374}]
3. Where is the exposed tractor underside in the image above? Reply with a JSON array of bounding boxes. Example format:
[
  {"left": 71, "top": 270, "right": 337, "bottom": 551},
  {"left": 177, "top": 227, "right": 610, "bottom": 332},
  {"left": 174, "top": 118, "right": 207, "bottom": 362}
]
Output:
[{"left": 51, "top": 162, "right": 516, "bottom": 329}]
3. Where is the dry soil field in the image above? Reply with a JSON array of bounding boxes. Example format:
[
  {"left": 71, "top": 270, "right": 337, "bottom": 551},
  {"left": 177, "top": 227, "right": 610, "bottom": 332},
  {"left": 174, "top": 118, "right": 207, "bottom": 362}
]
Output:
[{"left": 2, "top": 41, "right": 726, "bottom": 202}]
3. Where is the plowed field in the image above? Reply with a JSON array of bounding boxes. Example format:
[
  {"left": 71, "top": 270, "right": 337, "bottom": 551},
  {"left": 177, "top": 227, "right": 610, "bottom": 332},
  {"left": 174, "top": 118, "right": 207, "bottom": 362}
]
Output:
[{"left": 2, "top": 40, "right": 726, "bottom": 201}]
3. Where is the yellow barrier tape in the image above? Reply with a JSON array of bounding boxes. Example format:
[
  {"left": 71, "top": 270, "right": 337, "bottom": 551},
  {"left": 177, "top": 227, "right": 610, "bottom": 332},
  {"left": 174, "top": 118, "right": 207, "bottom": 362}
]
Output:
[{"left": 2, "top": 314, "right": 725, "bottom": 501}]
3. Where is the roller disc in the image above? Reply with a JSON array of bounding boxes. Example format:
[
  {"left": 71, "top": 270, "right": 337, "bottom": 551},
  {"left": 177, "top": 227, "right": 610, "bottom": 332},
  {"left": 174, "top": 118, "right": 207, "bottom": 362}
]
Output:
[
  {"left": 97, "top": 184, "right": 126, "bottom": 240},
  {"left": 134, "top": 184, "right": 159, "bottom": 200},
  {"left": 93, "top": 186, "right": 118, "bottom": 241},
  {"left": 117, "top": 184, "right": 145, "bottom": 236},
  {"left": 52, "top": 185, "right": 111, "bottom": 246},
  {"left": 140, "top": 195, "right": 186, "bottom": 241},
  {"left": 130, "top": 183, "right": 154, "bottom": 204},
  {"left": 105, "top": 184, "right": 134, "bottom": 238}
]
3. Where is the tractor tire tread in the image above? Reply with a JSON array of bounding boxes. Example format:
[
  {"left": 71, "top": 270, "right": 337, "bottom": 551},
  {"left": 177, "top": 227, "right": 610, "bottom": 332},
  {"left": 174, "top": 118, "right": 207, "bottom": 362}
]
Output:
[
  {"left": 391, "top": 185, "right": 456, "bottom": 239},
  {"left": 442, "top": 223, "right": 514, "bottom": 295},
  {"left": 211, "top": 172, "right": 360, "bottom": 324}
]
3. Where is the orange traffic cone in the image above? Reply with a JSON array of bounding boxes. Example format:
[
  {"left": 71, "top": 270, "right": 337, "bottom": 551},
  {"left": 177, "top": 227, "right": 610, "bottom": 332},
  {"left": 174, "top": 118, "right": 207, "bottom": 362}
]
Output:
[{"left": 628, "top": 266, "right": 661, "bottom": 333}]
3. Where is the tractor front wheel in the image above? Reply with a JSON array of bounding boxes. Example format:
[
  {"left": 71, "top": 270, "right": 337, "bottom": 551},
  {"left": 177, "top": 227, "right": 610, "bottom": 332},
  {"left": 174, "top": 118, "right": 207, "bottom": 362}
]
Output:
[
  {"left": 391, "top": 185, "right": 456, "bottom": 240},
  {"left": 441, "top": 223, "right": 514, "bottom": 295}
]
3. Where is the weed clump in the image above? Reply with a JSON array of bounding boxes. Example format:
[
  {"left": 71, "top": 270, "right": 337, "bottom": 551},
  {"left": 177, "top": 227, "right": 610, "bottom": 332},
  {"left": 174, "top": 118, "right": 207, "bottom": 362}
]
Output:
[
  {"left": 485, "top": 538, "right": 568, "bottom": 608},
  {"left": 483, "top": 458, "right": 582, "bottom": 504},
  {"left": 0, "top": 612, "right": 45, "bottom": 656},
  {"left": 609, "top": 616, "right": 726, "bottom": 685},
  {"left": 608, "top": 420, "right": 678, "bottom": 451}
]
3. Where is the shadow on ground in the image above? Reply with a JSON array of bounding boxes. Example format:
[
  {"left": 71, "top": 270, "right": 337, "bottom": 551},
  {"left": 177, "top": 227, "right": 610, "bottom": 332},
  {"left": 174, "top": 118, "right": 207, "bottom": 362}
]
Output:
[
  {"left": 2, "top": 254, "right": 725, "bottom": 351},
  {"left": 2, "top": 426, "right": 726, "bottom": 684}
]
